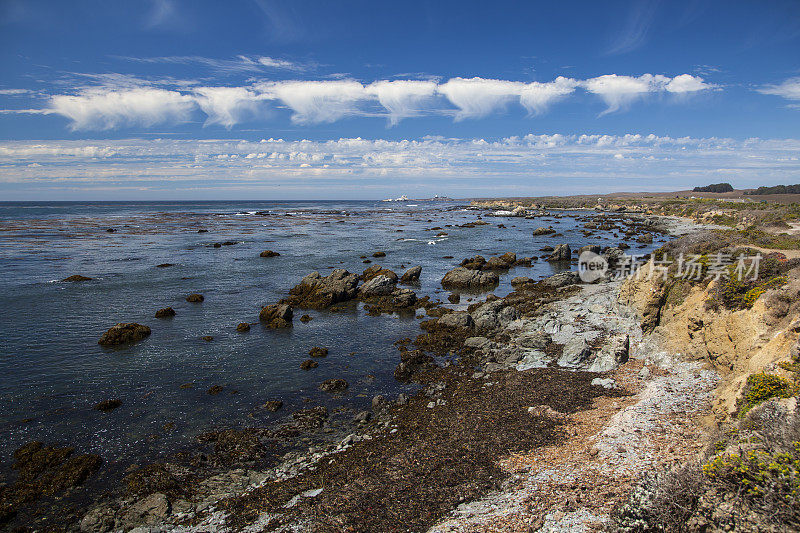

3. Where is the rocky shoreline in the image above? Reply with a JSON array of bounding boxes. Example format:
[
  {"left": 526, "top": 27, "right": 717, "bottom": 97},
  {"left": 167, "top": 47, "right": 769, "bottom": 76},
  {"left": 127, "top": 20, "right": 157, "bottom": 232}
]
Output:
[{"left": 4, "top": 202, "right": 797, "bottom": 532}]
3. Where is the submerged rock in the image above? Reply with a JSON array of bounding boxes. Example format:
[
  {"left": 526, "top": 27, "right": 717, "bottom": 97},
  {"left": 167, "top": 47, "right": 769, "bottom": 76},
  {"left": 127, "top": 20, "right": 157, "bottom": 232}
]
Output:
[
  {"left": 300, "top": 359, "right": 319, "bottom": 370},
  {"left": 94, "top": 399, "right": 122, "bottom": 412},
  {"left": 259, "top": 304, "right": 293, "bottom": 328},
  {"left": 207, "top": 385, "right": 224, "bottom": 395},
  {"left": 236, "top": 322, "right": 250, "bottom": 332},
  {"left": 98, "top": 323, "right": 151, "bottom": 346},
  {"left": 259, "top": 250, "right": 280, "bottom": 257},
  {"left": 441, "top": 267, "right": 499, "bottom": 290},
  {"left": 186, "top": 293, "right": 204, "bottom": 303},
  {"left": 262, "top": 400, "right": 283, "bottom": 412},
  {"left": 300, "top": 314, "right": 312, "bottom": 323},
  {"left": 155, "top": 307, "right": 175, "bottom": 319},
  {"left": 319, "top": 379, "right": 348, "bottom": 393},
  {"left": 286, "top": 269, "right": 359, "bottom": 309},
  {"left": 62, "top": 275, "right": 92, "bottom": 282},
  {"left": 532, "top": 226, "right": 556, "bottom": 236},
  {"left": 308, "top": 347, "right": 328, "bottom": 358},
  {"left": 400, "top": 265, "right": 422, "bottom": 283}
]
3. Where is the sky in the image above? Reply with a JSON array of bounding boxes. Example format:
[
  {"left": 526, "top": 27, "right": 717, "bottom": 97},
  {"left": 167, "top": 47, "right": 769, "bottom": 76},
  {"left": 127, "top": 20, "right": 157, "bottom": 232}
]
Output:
[{"left": 0, "top": 0, "right": 799, "bottom": 200}]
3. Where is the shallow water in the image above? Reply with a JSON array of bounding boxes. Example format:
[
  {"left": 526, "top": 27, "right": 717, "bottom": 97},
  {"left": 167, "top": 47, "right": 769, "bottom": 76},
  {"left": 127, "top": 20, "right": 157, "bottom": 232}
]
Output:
[{"left": 0, "top": 200, "right": 669, "bottom": 470}]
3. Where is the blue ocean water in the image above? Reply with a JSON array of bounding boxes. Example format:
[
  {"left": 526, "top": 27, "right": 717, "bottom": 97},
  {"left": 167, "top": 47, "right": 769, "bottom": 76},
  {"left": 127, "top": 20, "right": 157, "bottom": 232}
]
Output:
[{"left": 0, "top": 200, "right": 668, "bottom": 470}]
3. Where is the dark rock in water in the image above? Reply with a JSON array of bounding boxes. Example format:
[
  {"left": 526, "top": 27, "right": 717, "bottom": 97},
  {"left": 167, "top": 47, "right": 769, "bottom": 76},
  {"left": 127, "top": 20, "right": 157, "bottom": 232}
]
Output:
[
  {"left": 213, "top": 243, "right": 222, "bottom": 248},
  {"left": 300, "top": 359, "right": 319, "bottom": 370},
  {"left": 511, "top": 276, "right": 534, "bottom": 287},
  {"left": 207, "top": 385, "right": 224, "bottom": 395},
  {"left": 292, "top": 406, "right": 328, "bottom": 429},
  {"left": 372, "top": 395, "right": 387, "bottom": 409},
  {"left": 197, "top": 229, "right": 208, "bottom": 233},
  {"left": 540, "top": 245, "right": 554, "bottom": 252},
  {"left": 400, "top": 265, "right": 422, "bottom": 283},
  {"left": 106, "top": 228, "right": 116, "bottom": 233},
  {"left": 236, "top": 322, "right": 250, "bottom": 332},
  {"left": 361, "top": 265, "right": 398, "bottom": 283},
  {"left": 286, "top": 269, "right": 359, "bottom": 309},
  {"left": 62, "top": 274, "right": 92, "bottom": 282},
  {"left": 5, "top": 441, "right": 101, "bottom": 512},
  {"left": 262, "top": 400, "right": 283, "bottom": 412},
  {"left": 460, "top": 255, "right": 486, "bottom": 270},
  {"left": 372, "top": 251, "right": 386, "bottom": 257},
  {"left": 359, "top": 275, "right": 397, "bottom": 297},
  {"left": 441, "top": 267, "right": 499, "bottom": 290},
  {"left": 155, "top": 307, "right": 175, "bottom": 318},
  {"left": 202, "top": 335, "right": 213, "bottom": 342},
  {"left": 222, "top": 241, "right": 237, "bottom": 246},
  {"left": 484, "top": 252, "right": 517, "bottom": 271},
  {"left": 300, "top": 314, "right": 312, "bottom": 323},
  {"left": 94, "top": 399, "right": 122, "bottom": 412},
  {"left": 437, "top": 312, "right": 474, "bottom": 329},
  {"left": 259, "top": 304, "right": 293, "bottom": 328},
  {"left": 532, "top": 226, "right": 556, "bottom": 236},
  {"left": 309, "top": 347, "right": 328, "bottom": 358},
  {"left": 98, "top": 323, "right": 151, "bottom": 346},
  {"left": 156, "top": 263, "right": 174, "bottom": 268},
  {"left": 259, "top": 250, "right": 280, "bottom": 257},
  {"left": 394, "top": 349, "right": 435, "bottom": 381},
  {"left": 392, "top": 288, "right": 417, "bottom": 308},
  {"left": 578, "top": 244, "right": 602, "bottom": 255},
  {"left": 618, "top": 242, "right": 630, "bottom": 250},
  {"left": 547, "top": 243, "right": 571, "bottom": 262},
  {"left": 186, "top": 293, "right": 204, "bottom": 303},
  {"left": 448, "top": 293, "right": 461, "bottom": 304},
  {"left": 637, "top": 233, "right": 653, "bottom": 244},
  {"left": 319, "top": 378, "right": 348, "bottom": 393}
]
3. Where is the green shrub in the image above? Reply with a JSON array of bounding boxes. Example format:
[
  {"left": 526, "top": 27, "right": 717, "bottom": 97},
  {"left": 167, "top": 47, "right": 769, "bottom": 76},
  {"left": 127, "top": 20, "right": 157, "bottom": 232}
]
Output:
[
  {"left": 702, "top": 443, "right": 800, "bottom": 501},
  {"left": 737, "top": 373, "right": 796, "bottom": 418}
]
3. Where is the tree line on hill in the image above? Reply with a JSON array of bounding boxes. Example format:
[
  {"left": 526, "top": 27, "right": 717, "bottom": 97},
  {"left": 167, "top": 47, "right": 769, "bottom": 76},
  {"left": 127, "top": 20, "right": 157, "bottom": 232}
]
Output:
[
  {"left": 692, "top": 183, "right": 734, "bottom": 193},
  {"left": 745, "top": 184, "right": 800, "bottom": 195}
]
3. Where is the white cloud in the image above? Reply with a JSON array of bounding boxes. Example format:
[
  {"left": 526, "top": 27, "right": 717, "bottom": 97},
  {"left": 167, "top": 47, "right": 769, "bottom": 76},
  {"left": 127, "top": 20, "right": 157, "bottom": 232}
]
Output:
[
  {"left": 193, "top": 87, "right": 265, "bottom": 128},
  {"left": 0, "top": 89, "right": 33, "bottom": 96},
  {"left": 49, "top": 87, "right": 196, "bottom": 130},
  {"left": 117, "top": 54, "right": 310, "bottom": 73},
  {"left": 582, "top": 73, "right": 710, "bottom": 115},
  {"left": 437, "top": 77, "right": 526, "bottom": 120},
  {"left": 519, "top": 77, "right": 578, "bottom": 115},
  {"left": 366, "top": 80, "right": 438, "bottom": 125},
  {"left": 258, "top": 80, "right": 368, "bottom": 124},
  {"left": 758, "top": 77, "right": 800, "bottom": 101}
]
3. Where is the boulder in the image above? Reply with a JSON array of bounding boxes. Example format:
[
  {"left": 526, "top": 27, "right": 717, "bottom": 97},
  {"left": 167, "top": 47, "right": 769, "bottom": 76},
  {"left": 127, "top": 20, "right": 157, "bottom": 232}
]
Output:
[
  {"left": 208, "top": 385, "right": 224, "bottom": 395},
  {"left": 94, "top": 399, "right": 122, "bottom": 412},
  {"left": 308, "top": 347, "right": 328, "bottom": 358},
  {"left": 471, "top": 300, "right": 518, "bottom": 332},
  {"left": 361, "top": 265, "right": 398, "bottom": 283},
  {"left": 62, "top": 275, "right": 92, "bottom": 282},
  {"left": 286, "top": 269, "right": 359, "bottom": 309},
  {"left": 236, "top": 322, "right": 250, "bottom": 332},
  {"left": 532, "top": 226, "right": 556, "bottom": 236},
  {"left": 262, "top": 400, "right": 283, "bottom": 412},
  {"left": 400, "top": 265, "right": 422, "bottom": 283},
  {"left": 259, "top": 250, "right": 280, "bottom": 257},
  {"left": 441, "top": 267, "right": 499, "bottom": 290},
  {"left": 539, "top": 271, "right": 580, "bottom": 289},
  {"left": 122, "top": 493, "right": 170, "bottom": 528},
  {"left": 319, "top": 379, "right": 349, "bottom": 393},
  {"left": 511, "top": 276, "right": 534, "bottom": 288},
  {"left": 359, "top": 275, "right": 397, "bottom": 297},
  {"left": 578, "top": 244, "right": 602, "bottom": 255},
  {"left": 485, "top": 252, "right": 516, "bottom": 270},
  {"left": 448, "top": 293, "right": 461, "bottom": 304},
  {"left": 392, "top": 288, "right": 417, "bottom": 307},
  {"left": 155, "top": 307, "right": 175, "bottom": 319},
  {"left": 460, "top": 255, "right": 487, "bottom": 270},
  {"left": 372, "top": 251, "right": 386, "bottom": 258},
  {"left": 636, "top": 233, "right": 653, "bottom": 244},
  {"left": 300, "top": 314, "right": 312, "bottom": 323},
  {"left": 186, "top": 293, "right": 204, "bottom": 303},
  {"left": 300, "top": 359, "right": 318, "bottom": 370},
  {"left": 259, "top": 304, "right": 293, "bottom": 328},
  {"left": 547, "top": 244, "right": 571, "bottom": 262},
  {"left": 437, "top": 311, "right": 474, "bottom": 329},
  {"left": 98, "top": 323, "right": 151, "bottom": 346}
]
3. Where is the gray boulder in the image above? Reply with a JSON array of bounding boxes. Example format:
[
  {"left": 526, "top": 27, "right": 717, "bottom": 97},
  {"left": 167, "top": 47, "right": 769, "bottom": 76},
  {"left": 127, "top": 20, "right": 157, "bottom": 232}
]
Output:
[
  {"left": 437, "top": 312, "right": 475, "bottom": 329},
  {"left": 540, "top": 271, "right": 580, "bottom": 288},
  {"left": 287, "top": 269, "right": 359, "bottom": 309},
  {"left": 359, "top": 275, "right": 397, "bottom": 297},
  {"left": 547, "top": 243, "right": 571, "bottom": 262},
  {"left": 471, "top": 300, "right": 518, "bottom": 332},
  {"left": 441, "top": 267, "right": 499, "bottom": 289},
  {"left": 400, "top": 265, "right": 422, "bottom": 283}
]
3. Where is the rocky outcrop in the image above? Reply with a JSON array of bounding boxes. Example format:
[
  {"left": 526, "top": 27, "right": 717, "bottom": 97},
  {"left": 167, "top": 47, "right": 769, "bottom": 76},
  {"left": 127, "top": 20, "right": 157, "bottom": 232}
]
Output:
[
  {"left": 186, "top": 294, "right": 204, "bottom": 303},
  {"left": 62, "top": 275, "right": 92, "bottom": 282},
  {"left": 546, "top": 243, "right": 571, "bottom": 262},
  {"left": 286, "top": 270, "right": 359, "bottom": 309},
  {"left": 533, "top": 226, "right": 556, "bottom": 236},
  {"left": 98, "top": 323, "right": 151, "bottom": 346},
  {"left": 470, "top": 300, "right": 518, "bottom": 333},
  {"left": 259, "top": 304, "right": 293, "bottom": 328},
  {"left": 394, "top": 349, "right": 436, "bottom": 381},
  {"left": 155, "top": 307, "right": 175, "bottom": 318},
  {"left": 236, "top": 322, "right": 250, "bottom": 332},
  {"left": 485, "top": 252, "right": 517, "bottom": 270},
  {"left": 441, "top": 267, "right": 499, "bottom": 290},
  {"left": 319, "top": 379, "right": 348, "bottom": 393},
  {"left": 539, "top": 271, "right": 580, "bottom": 289},
  {"left": 361, "top": 265, "right": 398, "bottom": 283},
  {"left": 400, "top": 266, "right": 422, "bottom": 283},
  {"left": 259, "top": 250, "right": 280, "bottom": 257},
  {"left": 437, "top": 311, "right": 474, "bottom": 329},
  {"left": 359, "top": 275, "right": 397, "bottom": 297},
  {"left": 308, "top": 347, "right": 328, "bottom": 358}
]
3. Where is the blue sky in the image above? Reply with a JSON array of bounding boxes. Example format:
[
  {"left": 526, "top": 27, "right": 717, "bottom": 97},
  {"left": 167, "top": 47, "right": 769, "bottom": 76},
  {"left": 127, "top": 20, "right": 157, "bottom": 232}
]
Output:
[{"left": 0, "top": 0, "right": 799, "bottom": 199}]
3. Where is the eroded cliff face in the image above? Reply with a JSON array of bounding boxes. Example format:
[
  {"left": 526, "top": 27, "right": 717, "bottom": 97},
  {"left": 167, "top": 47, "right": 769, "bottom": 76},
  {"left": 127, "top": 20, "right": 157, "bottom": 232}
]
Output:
[{"left": 619, "top": 266, "right": 800, "bottom": 421}]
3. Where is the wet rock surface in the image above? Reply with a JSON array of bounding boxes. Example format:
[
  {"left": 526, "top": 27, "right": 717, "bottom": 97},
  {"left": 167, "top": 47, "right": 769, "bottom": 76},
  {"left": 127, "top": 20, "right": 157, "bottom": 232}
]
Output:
[
  {"left": 400, "top": 265, "right": 422, "bottom": 283},
  {"left": 62, "top": 274, "right": 92, "bottom": 282},
  {"left": 441, "top": 266, "right": 499, "bottom": 290},
  {"left": 285, "top": 269, "right": 359, "bottom": 309},
  {"left": 259, "top": 304, "right": 293, "bottom": 328},
  {"left": 185, "top": 293, "right": 204, "bottom": 303},
  {"left": 155, "top": 307, "right": 175, "bottom": 318},
  {"left": 98, "top": 323, "right": 151, "bottom": 346}
]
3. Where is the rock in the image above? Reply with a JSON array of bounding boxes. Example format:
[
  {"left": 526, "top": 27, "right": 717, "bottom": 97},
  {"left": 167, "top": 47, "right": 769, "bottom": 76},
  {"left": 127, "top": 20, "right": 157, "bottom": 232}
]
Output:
[
  {"left": 259, "top": 304, "right": 293, "bottom": 328},
  {"left": 207, "top": 385, "right": 223, "bottom": 395},
  {"left": 396, "top": 393, "right": 409, "bottom": 405},
  {"left": 308, "top": 347, "right": 328, "bottom": 358},
  {"left": 485, "top": 252, "right": 516, "bottom": 270},
  {"left": 300, "top": 359, "right": 318, "bottom": 370},
  {"left": 441, "top": 267, "right": 499, "bottom": 290},
  {"left": 292, "top": 406, "right": 328, "bottom": 429},
  {"left": 98, "top": 323, "right": 151, "bottom": 346},
  {"left": 591, "top": 377, "right": 617, "bottom": 389},
  {"left": 371, "top": 395, "right": 387, "bottom": 409},
  {"left": 359, "top": 275, "right": 397, "bottom": 297},
  {"left": 372, "top": 251, "right": 386, "bottom": 257},
  {"left": 394, "top": 350, "right": 435, "bottom": 381},
  {"left": 319, "top": 379, "right": 348, "bottom": 393},
  {"left": 123, "top": 493, "right": 170, "bottom": 528},
  {"left": 392, "top": 288, "right": 418, "bottom": 307},
  {"left": 437, "top": 312, "right": 475, "bottom": 329},
  {"left": 460, "top": 255, "right": 487, "bottom": 270},
  {"left": 197, "top": 229, "right": 208, "bottom": 233},
  {"left": 639, "top": 366, "right": 651, "bottom": 380},
  {"left": 361, "top": 265, "right": 398, "bottom": 283},
  {"left": 532, "top": 226, "right": 556, "bottom": 236},
  {"left": 62, "top": 275, "right": 92, "bottom": 282},
  {"left": 636, "top": 233, "right": 653, "bottom": 244},
  {"left": 287, "top": 269, "right": 359, "bottom": 309},
  {"left": 80, "top": 505, "right": 115, "bottom": 532},
  {"left": 527, "top": 405, "right": 567, "bottom": 419},
  {"left": 547, "top": 243, "right": 571, "bottom": 262},
  {"left": 604, "top": 247, "right": 626, "bottom": 266},
  {"left": 262, "top": 400, "right": 283, "bottom": 412},
  {"left": 464, "top": 336, "right": 491, "bottom": 349},
  {"left": 540, "top": 245, "right": 554, "bottom": 252},
  {"left": 400, "top": 265, "right": 422, "bottom": 283},
  {"left": 300, "top": 314, "right": 312, "bottom": 323},
  {"left": 354, "top": 411, "right": 371, "bottom": 423},
  {"left": 155, "top": 307, "right": 175, "bottom": 318},
  {"left": 94, "top": 399, "right": 122, "bottom": 412},
  {"left": 202, "top": 335, "right": 213, "bottom": 342},
  {"left": 578, "top": 244, "right": 602, "bottom": 255},
  {"left": 259, "top": 250, "right": 280, "bottom": 257},
  {"left": 511, "top": 276, "right": 533, "bottom": 288},
  {"left": 448, "top": 293, "right": 461, "bottom": 304},
  {"left": 106, "top": 228, "right": 115, "bottom": 233},
  {"left": 236, "top": 322, "right": 250, "bottom": 332},
  {"left": 475, "top": 300, "right": 519, "bottom": 331},
  {"left": 156, "top": 263, "right": 174, "bottom": 268},
  {"left": 539, "top": 271, "right": 580, "bottom": 288},
  {"left": 186, "top": 293, "right": 204, "bottom": 303}
]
